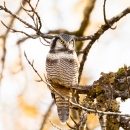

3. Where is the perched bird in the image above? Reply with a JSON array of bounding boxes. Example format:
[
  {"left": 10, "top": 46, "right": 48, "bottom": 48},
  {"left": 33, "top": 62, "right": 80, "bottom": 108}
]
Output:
[{"left": 46, "top": 33, "right": 79, "bottom": 124}]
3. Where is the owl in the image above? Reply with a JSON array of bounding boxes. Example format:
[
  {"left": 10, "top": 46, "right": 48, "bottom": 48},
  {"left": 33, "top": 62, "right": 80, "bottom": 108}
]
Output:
[{"left": 46, "top": 33, "right": 79, "bottom": 124}]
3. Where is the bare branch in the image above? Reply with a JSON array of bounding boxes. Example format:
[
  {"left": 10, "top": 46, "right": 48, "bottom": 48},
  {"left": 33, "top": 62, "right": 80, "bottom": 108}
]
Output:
[
  {"left": 0, "top": 3, "right": 53, "bottom": 39},
  {"left": 20, "top": 2, "right": 32, "bottom": 12},
  {"left": 103, "top": 0, "right": 116, "bottom": 30},
  {"left": 66, "top": 123, "right": 75, "bottom": 129},
  {"left": 70, "top": 115, "right": 79, "bottom": 127},
  {"left": 24, "top": 51, "right": 67, "bottom": 101},
  {"left": 0, "top": 3, "right": 36, "bottom": 30},
  {"left": 49, "top": 119, "right": 71, "bottom": 130},
  {"left": 70, "top": 101, "right": 130, "bottom": 117},
  {"left": 34, "top": 0, "right": 40, "bottom": 10},
  {"left": 39, "top": 37, "right": 50, "bottom": 46},
  {"left": 16, "top": 35, "right": 37, "bottom": 45},
  {"left": 1, "top": 21, "right": 38, "bottom": 39},
  {"left": 23, "top": 0, "right": 42, "bottom": 33},
  {"left": 78, "top": 6, "right": 130, "bottom": 81}
]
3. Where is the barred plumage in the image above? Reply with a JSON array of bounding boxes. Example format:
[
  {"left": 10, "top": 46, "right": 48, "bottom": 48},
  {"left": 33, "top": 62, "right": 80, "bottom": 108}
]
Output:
[{"left": 46, "top": 34, "right": 79, "bottom": 123}]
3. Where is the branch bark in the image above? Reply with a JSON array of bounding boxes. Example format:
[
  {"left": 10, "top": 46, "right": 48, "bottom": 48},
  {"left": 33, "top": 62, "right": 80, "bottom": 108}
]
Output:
[{"left": 78, "top": 6, "right": 130, "bottom": 82}]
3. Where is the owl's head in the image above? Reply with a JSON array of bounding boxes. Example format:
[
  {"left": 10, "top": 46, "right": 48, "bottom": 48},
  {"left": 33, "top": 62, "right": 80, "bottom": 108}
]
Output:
[{"left": 50, "top": 34, "right": 75, "bottom": 51}]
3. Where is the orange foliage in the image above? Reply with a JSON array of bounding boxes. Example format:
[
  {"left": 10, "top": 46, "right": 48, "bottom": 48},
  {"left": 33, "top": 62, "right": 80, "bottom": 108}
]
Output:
[
  {"left": 87, "top": 114, "right": 100, "bottom": 129},
  {"left": 18, "top": 95, "right": 38, "bottom": 118}
]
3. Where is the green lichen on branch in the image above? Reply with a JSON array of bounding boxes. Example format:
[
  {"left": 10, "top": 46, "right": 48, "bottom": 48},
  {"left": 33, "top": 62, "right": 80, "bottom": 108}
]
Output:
[
  {"left": 106, "top": 115, "right": 120, "bottom": 130},
  {"left": 75, "top": 65, "right": 130, "bottom": 129}
]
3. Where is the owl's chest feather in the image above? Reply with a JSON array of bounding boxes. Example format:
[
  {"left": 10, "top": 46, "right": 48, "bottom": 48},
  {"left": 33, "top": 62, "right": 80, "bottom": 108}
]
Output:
[
  {"left": 46, "top": 52, "right": 74, "bottom": 72},
  {"left": 46, "top": 51, "right": 75, "bottom": 61},
  {"left": 46, "top": 51, "right": 79, "bottom": 86}
]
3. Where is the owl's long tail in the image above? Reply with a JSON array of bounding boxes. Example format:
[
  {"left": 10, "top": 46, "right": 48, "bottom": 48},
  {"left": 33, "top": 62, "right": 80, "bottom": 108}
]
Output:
[{"left": 55, "top": 94, "right": 69, "bottom": 124}]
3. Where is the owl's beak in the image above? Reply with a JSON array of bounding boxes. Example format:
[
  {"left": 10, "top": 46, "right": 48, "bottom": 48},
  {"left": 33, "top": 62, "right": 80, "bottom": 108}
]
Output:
[
  {"left": 65, "top": 42, "right": 74, "bottom": 50},
  {"left": 65, "top": 42, "right": 69, "bottom": 48}
]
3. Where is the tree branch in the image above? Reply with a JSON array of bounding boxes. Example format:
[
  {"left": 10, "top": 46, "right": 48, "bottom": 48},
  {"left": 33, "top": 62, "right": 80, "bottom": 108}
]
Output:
[
  {"left": 103, "top": 0, "right": 116, "bottom": 30},
  {"left": 78, "top": 6, "right": 130, "bottom": 81},
  {"left": 0, "top": 2, "right": 53, "bottom": 39},
  {"left": 24, "top": 51, "right": 68, "bottom": 101},
  {"left": 70, "top": 101, "right": 130, "bottom": 117}
]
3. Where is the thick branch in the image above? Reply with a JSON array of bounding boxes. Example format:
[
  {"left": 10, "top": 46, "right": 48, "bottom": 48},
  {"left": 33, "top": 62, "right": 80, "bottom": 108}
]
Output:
[
  {"left": 75, "top": 66, "right": 130, "bottom": 100},
  {"left": 78, "top": 6, "right": 130, "bottom": 81}
]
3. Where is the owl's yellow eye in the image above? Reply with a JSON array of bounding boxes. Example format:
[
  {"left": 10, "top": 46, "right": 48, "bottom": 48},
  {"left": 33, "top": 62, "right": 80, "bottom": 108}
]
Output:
[{"left": 59, "top": 39, "right": 64, "bottom": 44}]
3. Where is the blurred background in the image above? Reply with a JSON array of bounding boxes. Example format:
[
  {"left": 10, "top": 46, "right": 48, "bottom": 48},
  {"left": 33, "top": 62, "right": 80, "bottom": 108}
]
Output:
[{"left": 0, "top": 0, "right": 130, "bottom": 129}]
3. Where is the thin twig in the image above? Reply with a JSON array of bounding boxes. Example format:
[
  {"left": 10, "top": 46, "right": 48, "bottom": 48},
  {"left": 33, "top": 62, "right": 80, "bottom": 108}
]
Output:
[
  {"left": 70, "top": 101, "right": 130, "bottom": 117},
  {"left": 24, "top": 51, "right": 67, "bottom": 101},
  {"left": 70, "top": 115, "right": 79, "bottom": 127},
  {"left": 42, "top": 38, "right": 50, "bottom": 44},
  {"left": 35, "top": 0, "right": 40, "bottom": 10},
  {"left": 39, "top": 37, "right": 50, "bottom": 46},
  {"left": 103, "top": 0, "right": 116, "bottom": 29},
  {"left": 21, "top": 3, "right": 32, "bottom": 12},
  {"left": 66, "top": 123, "right": 75, "bottom": 129},
  {"left": 0, "top": 3, "right": 53, "bottom": 39},
  {"left": 16, "top": 35, "right": 37, "bottom": 45},
  {"left": 0, "top": 1, "right": 96, "bottom": 41},
  {"left": 24, "top": 0, "right": 42, "bottom": 33},
  {"left": 21, "top": 1, "right": 40, "bottom": 32},
  {"left": 1, "top": 21, "right": 38, "bottom": 39},
  {"left": 49, "top": 119, "right": 71, "bottom": 130}
]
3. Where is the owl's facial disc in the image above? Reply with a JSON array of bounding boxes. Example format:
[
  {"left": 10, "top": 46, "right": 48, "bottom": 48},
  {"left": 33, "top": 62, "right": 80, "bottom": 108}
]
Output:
[
  {"left": 58, "top": 38, "right": 74, "bottom": 50},
  {"left": 57, "top": 33, "right": 75, "bottom": 50},
  {"left": 50, "top": 34, "right": 75, "bottom": 51}
]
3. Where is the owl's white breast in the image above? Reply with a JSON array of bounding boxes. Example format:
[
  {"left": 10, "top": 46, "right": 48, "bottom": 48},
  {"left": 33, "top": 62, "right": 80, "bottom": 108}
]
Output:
[{"left": 47, "top": 51, "right": 77, "bottom": 60}]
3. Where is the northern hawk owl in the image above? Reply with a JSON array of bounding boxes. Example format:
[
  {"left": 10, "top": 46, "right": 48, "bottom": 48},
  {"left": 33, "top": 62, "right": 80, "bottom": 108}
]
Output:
[{"left": 46, "top": 33, "right": 79, "bottom": 123}]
